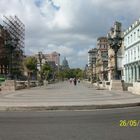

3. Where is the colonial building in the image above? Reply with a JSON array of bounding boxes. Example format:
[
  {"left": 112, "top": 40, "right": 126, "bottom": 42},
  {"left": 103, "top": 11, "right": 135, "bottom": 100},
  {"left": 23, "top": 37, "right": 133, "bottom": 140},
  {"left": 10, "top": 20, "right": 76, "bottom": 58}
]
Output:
[
  {"left": 96, "top": 37, "right": 108, "bottom": 81},
  {"left": 34, "top": 51, "right": 60, "bottom": 71},
  {"left": 88, "top": 48, "right": 98, "bottom": 82},
  {"left": 124, "top": 19, "right": 140, "bottom": 83},
  {"left": 45, "top": 52, "right": 60, "bottom": 66}
]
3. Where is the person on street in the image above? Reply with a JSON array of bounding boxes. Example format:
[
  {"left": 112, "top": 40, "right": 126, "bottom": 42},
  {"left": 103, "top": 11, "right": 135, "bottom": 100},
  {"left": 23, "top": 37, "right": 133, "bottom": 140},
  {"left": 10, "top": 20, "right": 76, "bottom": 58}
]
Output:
[
  {"left": 73, "top": 77, "right": 77, "bottom": 86},
  {"left": 78, "top": 78, "right": 80, "bottom": 83},
  {"left": 69, "top": 78, "right": 72, "bottom": 84}
]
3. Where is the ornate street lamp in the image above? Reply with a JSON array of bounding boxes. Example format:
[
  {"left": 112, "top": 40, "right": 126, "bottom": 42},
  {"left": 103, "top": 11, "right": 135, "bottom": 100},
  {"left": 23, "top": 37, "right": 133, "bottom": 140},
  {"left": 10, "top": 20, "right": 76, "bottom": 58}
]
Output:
[{"left": 107, "top": 22, "right": 123, "bottom": 80}]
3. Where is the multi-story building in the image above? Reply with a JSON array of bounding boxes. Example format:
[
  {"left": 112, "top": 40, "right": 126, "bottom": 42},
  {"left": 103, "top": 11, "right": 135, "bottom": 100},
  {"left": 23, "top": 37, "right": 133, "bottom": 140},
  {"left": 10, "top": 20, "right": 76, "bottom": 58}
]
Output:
[
  {"left": 45, "top": 52, "right": 60, "bottom": 66},
  {"left": 96, "top": 37, "right": 108, "bottom": 81},
  {"left": 0, "top": 16, "right": 25, "bottom": 78},
  {"left": 0, "top": 25, "right": 9, "bottom": 75},
  {"left": 88, "top": 48, "right": 98, "bottom": 82},
  {"left": 124, "top": 19, "right": 140, "bottom": 83},
  {"left": 34, "top": 51, "right": 60, "bottom": 69}
]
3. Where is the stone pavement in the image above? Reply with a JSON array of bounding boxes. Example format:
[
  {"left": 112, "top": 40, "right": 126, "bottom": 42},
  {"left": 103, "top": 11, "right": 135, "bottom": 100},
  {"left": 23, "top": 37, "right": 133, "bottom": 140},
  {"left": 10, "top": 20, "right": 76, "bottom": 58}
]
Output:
[{"left": 0, "top": 81, "right": 140, "bottom": 111}]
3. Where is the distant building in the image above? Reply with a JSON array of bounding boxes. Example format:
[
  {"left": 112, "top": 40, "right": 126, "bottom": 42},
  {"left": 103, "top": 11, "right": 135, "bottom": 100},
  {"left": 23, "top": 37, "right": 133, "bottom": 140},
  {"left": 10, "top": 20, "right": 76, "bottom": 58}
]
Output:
[
  {"left": 88, "top": 48, "right": 98, "bottom": 81},
  {"left": 45, "top": 52, "right": 60, "bottom": 66},
  {"left": 34, "top": 51, "right": 60, "bottom": 70},
  {"left": 62, "top": 57, "right": 69, "bottom": 70},
  {"left": 124, "top": 19, "right": 140, "bottom": 83},
  {"left": 96, "top": 37, "right": 108, "bottom": 81}
]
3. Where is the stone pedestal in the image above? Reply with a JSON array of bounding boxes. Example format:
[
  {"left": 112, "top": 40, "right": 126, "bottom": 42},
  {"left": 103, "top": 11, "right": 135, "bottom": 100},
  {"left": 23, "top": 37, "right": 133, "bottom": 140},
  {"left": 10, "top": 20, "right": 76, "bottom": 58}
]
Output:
[
  {"left": 128, "top": 82, "right": 140, "bottom": 95},
  {"left": 1, "top": 80, "right": 16, "bottom": 92},
  {"left": 109, "top": 80, "right": 123, "bottom": 91}
]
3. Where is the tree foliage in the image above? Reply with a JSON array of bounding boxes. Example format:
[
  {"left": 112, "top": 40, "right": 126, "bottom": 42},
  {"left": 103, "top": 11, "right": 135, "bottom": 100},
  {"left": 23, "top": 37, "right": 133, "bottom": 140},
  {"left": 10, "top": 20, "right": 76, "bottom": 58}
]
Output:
[
  {"left": 41, "top": 63, "right": 52, "bottom": 80},
  {"left": 24, "top": 57, "right": 37, "bottom": 72},
  {"left": 58, "top": 68, "right": 84, "bottom": 80}
]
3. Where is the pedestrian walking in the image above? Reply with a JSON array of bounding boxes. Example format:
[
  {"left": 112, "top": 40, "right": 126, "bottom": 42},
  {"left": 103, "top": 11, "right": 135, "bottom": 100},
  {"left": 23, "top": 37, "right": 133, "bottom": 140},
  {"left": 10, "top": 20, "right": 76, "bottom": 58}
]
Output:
[
  {"left": 73, "top": 78, "right": 77, "bottom": 86},
  {"left": 69, "top": 78, "right": 72, "bottom": 84},
  {"left": 78, "top": 78, "right": 80, "bottom": 83}
]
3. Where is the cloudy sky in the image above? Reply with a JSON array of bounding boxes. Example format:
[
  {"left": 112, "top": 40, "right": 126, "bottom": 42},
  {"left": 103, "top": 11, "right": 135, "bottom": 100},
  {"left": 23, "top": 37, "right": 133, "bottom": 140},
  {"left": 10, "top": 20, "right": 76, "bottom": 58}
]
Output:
[{"left": 0, "top": 0, "right": 140, "bottom": 68}]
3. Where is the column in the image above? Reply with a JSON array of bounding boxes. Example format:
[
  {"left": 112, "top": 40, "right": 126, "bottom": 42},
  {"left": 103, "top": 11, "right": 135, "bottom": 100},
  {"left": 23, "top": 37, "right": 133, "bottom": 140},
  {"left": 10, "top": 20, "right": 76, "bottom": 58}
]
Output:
[
  {"left": 133, "top": 65, "right": 135, "bottom": 82},
  {"left": 136, "top": 65, "right": 139, "bottom": 81},
  {"left": 128, "top": 66, "right": 130, "bottom": 83},
  {"left": 126, "top": 66, "right": 129, "bottom": 83},
  {"left": 125, "top": 66, "right": 127, "bottom": 82},
  {"left": 129, "top": 66, "right": 132, "bottom": 83}
]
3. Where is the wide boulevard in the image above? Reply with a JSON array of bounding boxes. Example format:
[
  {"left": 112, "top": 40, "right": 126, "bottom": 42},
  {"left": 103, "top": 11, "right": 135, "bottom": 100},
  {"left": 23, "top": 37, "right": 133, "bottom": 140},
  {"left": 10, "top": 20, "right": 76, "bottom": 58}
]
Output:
[
  {"left": 0, "top": 81, "right": 140, "bottom": 109},
  {"left": 0, "top": 107, "right": 140, "bottom": 140}
]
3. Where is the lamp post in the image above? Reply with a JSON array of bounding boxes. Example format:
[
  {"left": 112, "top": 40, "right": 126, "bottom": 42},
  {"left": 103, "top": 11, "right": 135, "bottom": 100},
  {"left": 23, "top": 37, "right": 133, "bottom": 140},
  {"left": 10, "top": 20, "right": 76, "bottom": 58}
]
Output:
[
  {"left": 107, "top": 22, "right": 122, "bottom": 80},
  {"left": 38, "top": 52, "right": 43, "bottom": 85}
]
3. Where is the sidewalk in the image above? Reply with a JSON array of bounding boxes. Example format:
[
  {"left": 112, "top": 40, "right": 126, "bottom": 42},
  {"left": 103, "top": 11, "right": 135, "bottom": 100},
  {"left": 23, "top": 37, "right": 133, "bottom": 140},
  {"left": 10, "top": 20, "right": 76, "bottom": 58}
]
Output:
[{"left": 0, "top": 81, "right": 140, "bottom": 111}]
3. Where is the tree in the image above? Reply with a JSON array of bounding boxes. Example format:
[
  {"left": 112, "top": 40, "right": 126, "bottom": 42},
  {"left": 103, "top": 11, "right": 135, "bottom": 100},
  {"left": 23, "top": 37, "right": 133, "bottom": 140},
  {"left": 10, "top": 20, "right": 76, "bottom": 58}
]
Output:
[
  {"left": 24, "top": 57, "right": 37, "bottom": 87},
  {"left": 58, "top": 68, "right": 84, "bottom": 80},
  {"left": 41, "top": 62, "right": 52, "bottom": 81}
]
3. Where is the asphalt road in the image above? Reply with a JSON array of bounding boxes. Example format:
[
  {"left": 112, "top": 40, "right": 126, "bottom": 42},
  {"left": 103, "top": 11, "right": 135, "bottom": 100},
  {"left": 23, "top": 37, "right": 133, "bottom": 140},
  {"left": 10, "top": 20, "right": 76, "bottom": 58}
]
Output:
[{"left": 0, "top": 107, "right": 140, "bottom": 140}]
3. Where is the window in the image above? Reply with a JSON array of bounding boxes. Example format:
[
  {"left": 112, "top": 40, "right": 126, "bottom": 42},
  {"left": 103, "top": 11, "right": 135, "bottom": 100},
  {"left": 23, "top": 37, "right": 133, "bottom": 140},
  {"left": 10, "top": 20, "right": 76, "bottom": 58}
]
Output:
[
  {"left": 128, "top": 37, "right": 129, "bottom": 44},
  {"left": 134, "top": 32, "right": 136, "bottom": 41},
  {"left": 137, "top": 29, "right": 139, "bottom": 37},
  {"left": 134, "top": 48, "right": 136, "bottom": 60},
  {"left": 131, "top": 34, "right": 132, "bottom": 43},
  {"left": 138, "top": 46, "right": 140, "bottom": 58},
  {"left": 131, "top": 50, "right": 132, "bottom": 61},
  {"left": 128, "top": 51, "right": 130, "bottom": 63}
]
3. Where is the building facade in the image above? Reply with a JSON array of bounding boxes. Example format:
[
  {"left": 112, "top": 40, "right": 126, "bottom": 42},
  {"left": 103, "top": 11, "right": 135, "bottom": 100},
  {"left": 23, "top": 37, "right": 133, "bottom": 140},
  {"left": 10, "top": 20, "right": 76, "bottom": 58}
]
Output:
[
  {"left": 45, "top": 52, "right": 60, "bottom": 66},
  {"left": 88, "top": 48, "right": 98, "bottom": 82},
  {"left": 62, "top": 57, "right": 69, "bottom": 70},
  {"left": 124, "top": 19, "right": 140, "bottom": 83},
  {"left": 0, "top": 16, "right": 25, "bottom": 78},
  {"left": 0, "top": 25, "right": 9, "bottom": 75},
  {"left": 96, "top": 37, "right": 108, "bottom": 81}
]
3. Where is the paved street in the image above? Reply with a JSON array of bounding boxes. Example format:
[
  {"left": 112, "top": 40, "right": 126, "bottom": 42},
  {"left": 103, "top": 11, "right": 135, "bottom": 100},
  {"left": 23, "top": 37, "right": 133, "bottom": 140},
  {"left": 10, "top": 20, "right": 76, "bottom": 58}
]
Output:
[
  {"left": 0, "top": 81, "right": 140, "bottom": 110},
  {"left": 0, "top": 107, "right": 140, "bottom": 140}
]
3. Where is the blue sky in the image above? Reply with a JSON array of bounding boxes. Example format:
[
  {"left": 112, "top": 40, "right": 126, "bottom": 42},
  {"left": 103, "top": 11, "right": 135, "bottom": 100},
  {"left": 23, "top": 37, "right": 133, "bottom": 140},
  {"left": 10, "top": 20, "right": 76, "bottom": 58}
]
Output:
[
  {"left": 35, "top": 0, "right": 60, "bottom": 11},
  {"left": 0, "top": 0, "right": 140, "bottom": 68}
]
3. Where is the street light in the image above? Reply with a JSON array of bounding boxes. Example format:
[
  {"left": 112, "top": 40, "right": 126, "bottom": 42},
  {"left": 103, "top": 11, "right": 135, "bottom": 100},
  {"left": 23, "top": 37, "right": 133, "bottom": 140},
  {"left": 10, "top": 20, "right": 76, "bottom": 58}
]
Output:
[
  {"left": 107, "top": 22, "right": 122, "bottom": 80},
  {"left": 38, "top": 52, "right": 43, "bottom": 85}
]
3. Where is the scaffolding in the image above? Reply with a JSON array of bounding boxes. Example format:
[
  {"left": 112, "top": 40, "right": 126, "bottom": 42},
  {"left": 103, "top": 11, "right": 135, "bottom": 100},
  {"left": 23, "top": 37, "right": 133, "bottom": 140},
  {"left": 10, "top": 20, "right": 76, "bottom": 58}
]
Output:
[
  {"left": 3, "top": 15, "right": 25, "bottom": 53},
  {"left": 1, "top": 15, "right": 25, "bottom": 78}
]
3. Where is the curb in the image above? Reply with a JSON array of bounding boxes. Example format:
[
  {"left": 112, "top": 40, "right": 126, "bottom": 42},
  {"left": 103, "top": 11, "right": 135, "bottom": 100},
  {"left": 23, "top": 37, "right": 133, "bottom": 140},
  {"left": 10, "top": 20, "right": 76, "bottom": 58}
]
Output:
[{"left": 0, "top": 102, "right": 140, "bottom": 111}]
